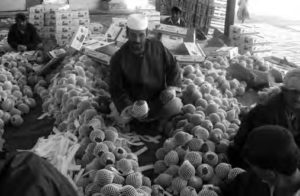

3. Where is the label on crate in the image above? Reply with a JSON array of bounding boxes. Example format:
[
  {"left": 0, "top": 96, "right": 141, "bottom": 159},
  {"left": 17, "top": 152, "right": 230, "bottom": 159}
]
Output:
[
  {"left": 242, "top": 34, "right": 271, "bottom": 46},
  {"left": 70, "top": 26, "right": 89, "bottom": 50},
  {"left": 83, "top": 39, "right": 112, "bottom": 50},
  {"left": 44, "top": 18, "right": 56, "bottom": 26},
  {"left": 229, "top": 24, "right": 259, "bottom": 36}
]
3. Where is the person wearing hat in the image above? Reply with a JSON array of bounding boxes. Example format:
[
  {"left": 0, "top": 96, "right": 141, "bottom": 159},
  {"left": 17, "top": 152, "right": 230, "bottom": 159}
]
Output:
[
  {"left": 228, "top": 67, "right": 300, "bottom": 169},
  {"left": 109, "top": 13, "right": 182, "bottom": 133},
  {"left": 7, "top": 13, "right": 42, "bottom": 52},
  {"left": 163, "top": 6, "right": 186, "bottom": 27},
  {"left": 221, "top": 125, "right": 300, "bottom": 196}
]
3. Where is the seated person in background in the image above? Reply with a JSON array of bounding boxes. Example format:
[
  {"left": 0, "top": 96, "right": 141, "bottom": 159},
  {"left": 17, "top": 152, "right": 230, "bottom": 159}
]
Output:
[
  {"left": 8, "top": 13, "right": 42, "bottom": 52},
  {"left": 0, "top": 151, "right": 78, "bottom": 196},
  {"left": 228, "top": 68, "right": 300, "bottom": 169},
  {"left": 163, "top": 6, "right": 186, "bottom": 27},
  {"left": 109, "top": 14, "right": 182, "bottom": 133},
  {"left": 221, "top": 125, "right": 300, "bottom": 196}
]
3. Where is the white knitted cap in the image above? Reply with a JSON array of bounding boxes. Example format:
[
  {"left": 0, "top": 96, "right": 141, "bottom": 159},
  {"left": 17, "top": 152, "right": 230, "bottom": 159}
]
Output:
[{"left": 127, "top": 14, "right": 148, "bottom": 31}]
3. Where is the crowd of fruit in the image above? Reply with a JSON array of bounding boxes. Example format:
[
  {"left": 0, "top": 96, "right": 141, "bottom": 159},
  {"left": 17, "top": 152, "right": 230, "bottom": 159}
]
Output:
[{"left": 0, "top": 51, "right": 284, "bottom": 195}]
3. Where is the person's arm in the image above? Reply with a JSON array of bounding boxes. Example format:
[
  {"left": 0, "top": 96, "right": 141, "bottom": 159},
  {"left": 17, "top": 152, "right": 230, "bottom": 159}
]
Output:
[
  {"left": 162, "top": 44, "right": 182, "bottom": 87},
  {"left": 26, "top": 24, "right": 42, "bottom": 50},
  {"left": 109, "top": 52, "right": 133, "bottom": 114},
  {"left": 7, "top": 26, "right": 18, "bottom": 50}
]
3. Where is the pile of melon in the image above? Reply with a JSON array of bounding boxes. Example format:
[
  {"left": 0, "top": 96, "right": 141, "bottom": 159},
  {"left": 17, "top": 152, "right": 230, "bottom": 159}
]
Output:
[
  {"left": 36, "top": 55, "right": 157, "bottom": 196},
  {"left": 35, "top": 52, "right": 259, "bottom": 196},
  {"left": 0, "top": 53, "right": 38, "bottom": 149}
]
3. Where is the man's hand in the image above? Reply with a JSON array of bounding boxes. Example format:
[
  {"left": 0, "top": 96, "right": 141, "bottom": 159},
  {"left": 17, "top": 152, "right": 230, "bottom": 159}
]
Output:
[{"left": 17, "top": 45, "right": 27, "bottom": 52}]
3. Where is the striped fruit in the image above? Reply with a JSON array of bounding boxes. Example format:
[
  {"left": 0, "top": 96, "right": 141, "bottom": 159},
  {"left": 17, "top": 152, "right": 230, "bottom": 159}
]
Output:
[
  {"left": 154, "top": 173, "right": 172, "bottom": 188},
  {"left": 164, "top": 150, "right": 179, "bottom": 166},
  {"left": 184, "top": 151, "right": 202, "bottom": 167},
  {"left": 197, "top": 164, "right": 214, "bottom": 182},
  {"left": 126, "top": 172, "right": 143, "bottom": 188},
  {"left": 215, "top": 163, "right": 232, "bottom": 179}
]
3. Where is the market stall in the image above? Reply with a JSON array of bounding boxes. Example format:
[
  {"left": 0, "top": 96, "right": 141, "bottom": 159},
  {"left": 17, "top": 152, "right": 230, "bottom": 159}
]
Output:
[{"left": 0, "top": 0, "right": 298, "bottom": 196}]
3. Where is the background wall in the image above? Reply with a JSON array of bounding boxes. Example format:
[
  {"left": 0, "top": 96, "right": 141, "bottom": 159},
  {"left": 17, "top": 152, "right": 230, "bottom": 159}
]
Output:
[{"left": 0, "top": 0, "right": 26, "bottom": 11}]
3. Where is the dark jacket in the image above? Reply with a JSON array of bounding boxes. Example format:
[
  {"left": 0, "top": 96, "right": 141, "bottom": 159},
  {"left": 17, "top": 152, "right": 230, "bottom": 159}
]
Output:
[
  {"left": 220, "top": 171, "right": 271, "bottom": 196},
  {"left": 228, "top": 92, "right": 300, "bottom": 168},
  {"left": 0, "top": 151, "right": 78, "bottom": 196},
  {"left": 163, "top": 17, "right": 186, "bottom": 27},
  {"left": 109, "top": 39, "right": 181, "bottom": 118},
  {"left": 8, "top": 23, "right": 42, "bottom": 50}
]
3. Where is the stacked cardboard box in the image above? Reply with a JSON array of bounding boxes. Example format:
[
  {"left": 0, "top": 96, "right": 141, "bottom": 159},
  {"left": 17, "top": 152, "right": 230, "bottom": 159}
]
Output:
[
  {"left": 29, "top": 5, "right": 45, "bottom": 35},
  {"left": 29, "top": 4, "right": 90, "bottom": 46},
  {"left": 229, "top": 24, "right": 272, "bottom": 57}
]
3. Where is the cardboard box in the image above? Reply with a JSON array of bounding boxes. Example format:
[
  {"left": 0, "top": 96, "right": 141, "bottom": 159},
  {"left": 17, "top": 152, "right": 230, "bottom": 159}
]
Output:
[
  {"left": 29, "top": 13, "right": 44, "bottom": 21},
  {"left": 55, "top": 25, "right": 74, "bottom": 33},
  {"left": 105, "top": 24, "right": 122, "bottom": 41},
  {"left": 229, "top": 24, "right": 258, "bottom": 35},
  {"left": 89, "top": 23, "right": 103, "bottom": 34},
  {"left": 56, "top": 32, "right": 73, "bottom": 40},
  {"left": 82, "top": 48, "right": 111, "bottom": 65},
  {"left": 184, "top": 42, "right": 206, "bottom": 57},
  {"left": 55, "top": 10, "right": 72, "bottom": 20},
  {"left": 45, "top": 13, "right": 56, "bottom": 20},
  {"left": 43, "top": 32, "right": 56, "bottom": 39},
  {"left": 56, "top": 38, "right": 70, "bottom": 46},
  {"left": 44, "top": 18, "right": 56, "bottom": 26},
  {"left": 174, "top": 55, "right": 205, "bottom": 64},
  {"left": 43, "top": 26, "right": 56, "bottom": 33},
  {"left": 55, "top": 19, "right": 72, "bottom": 26},
  {"left": 112, "top": 17, "right": 127, "bottom": 27},
  {"left": 208, "top": 47, "right": 239, "bottom": 59},
  {"left": 29, "top": 19, "right": 44, "bottom": 27},
  {"left": 44, "top": 4, "right": 65, "bottom": 13},
  {"left": 160, "top": 34, "right": 184, "bottom": 51},
  {"left": 242, "top": 34, "right": 271, "bottom": 46},
  {"left": 115, "top": 27, "right": 127, "bottom": 44},
  {"left": 155, "top": 24, "right": 188, "bottom": 37},
  {"left": 29, "top": 5, "right": 45, "bottom": 14},
  {"left": 72, "top": 9, "right": 89, "bottom": 19},
  {"left": 69, "top": 26, "right": 89, "bottom": 50}
]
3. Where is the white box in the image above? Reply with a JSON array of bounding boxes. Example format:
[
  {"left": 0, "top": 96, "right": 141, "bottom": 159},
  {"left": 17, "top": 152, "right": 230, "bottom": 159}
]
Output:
[
  {"left": 229, "top": 24, "right": 258, "bottom": 35},
  {"left": 242, "top": 34, "right": 271, "bottom": 46},
  {"left": 160, "top": 34, "right": 184, "bottom": 51}
]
